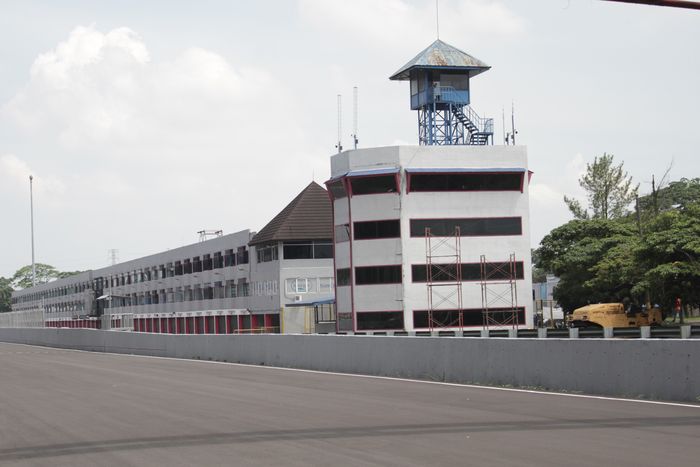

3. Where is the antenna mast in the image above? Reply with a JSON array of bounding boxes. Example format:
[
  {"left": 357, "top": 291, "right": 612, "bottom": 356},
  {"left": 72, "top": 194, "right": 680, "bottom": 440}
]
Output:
[
  {"left": 436, "top": 0, "right": 440, "bottom": 39},
  {"left": 352, "top": 86, "right": 359, "bottom": 150},
  {"left": 510, "top": 101, "right": 517, "bottom": 145},
  {"left": 335, "top": 94, "right": 343, "bottom": 153}
]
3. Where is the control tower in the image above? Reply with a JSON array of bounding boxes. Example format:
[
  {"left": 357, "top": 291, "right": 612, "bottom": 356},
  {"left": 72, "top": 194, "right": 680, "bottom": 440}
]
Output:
[{"left": 390, "top": 39, "right": 494, "bottom": 146}]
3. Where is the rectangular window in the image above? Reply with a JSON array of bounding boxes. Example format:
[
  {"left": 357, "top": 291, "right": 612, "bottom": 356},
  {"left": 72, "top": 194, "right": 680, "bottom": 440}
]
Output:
[
  {"left": 355, "top": 265, "right": 402, "bottom": 285},
  {"left": 353, "top": 219, "right": 400, "bottom": 240},
  {"left": 224, "top": 249, "right": 235, "bottom": 267},
  {"left": 183, "top": 259, "right": 192, "bottom": 274},
  {"left": 413, "top": 308, "right": 526, "bottom": 328},
  {"left": 237, "top": 246, "right": 249, "bottom": 265},
  {"left": 334, "top": 224, "right": 351, "bottom": 243},
  {"left": 213, "top": 252, "right": 224, "bottom": 269},
  {"left": 409, "top": 172, "right": 522, "bottom": 192},
  {"left": 410, "top": 217, "right": 522, "bottom": 237},
  {"left": 336, "top": 268, "right": 351, "bottom": 286},
  {"left": 282, "top": 241, "right": 333, "bottom": 260},
  {"left": 256, "top": 244, "right": 278, "bottom": 263},
  {"left": 286, "top": 278, "right": 309, "bottom": 294},
  {"left": 356, "top": 311, "right": 404, "bottom": 330},
  {"left": 350, "top": 175, "right": 397, "bottom": 195},
  {"left": 412, "top": 262, "right": 525, "bottom": 282},
  {"left": 319, "top": 277, "right": 334, "bottom": 293},
  {"left": 174, "top": 261, "right": 183, "bottom": 276},
  {"left": 193, "top": 257, "right": 202, "bottom": 273},
  {"left": 327, "top": 180, "right": 347, "bottom": 199},
  {"left": 203, "top": 254, "right": 213, "bottom": 271}
]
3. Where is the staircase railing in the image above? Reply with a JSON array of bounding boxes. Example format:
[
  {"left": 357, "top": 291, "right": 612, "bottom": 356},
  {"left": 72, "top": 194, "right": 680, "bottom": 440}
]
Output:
[{"left": 460, "top": 105, "right": 494, "bottom": 136}]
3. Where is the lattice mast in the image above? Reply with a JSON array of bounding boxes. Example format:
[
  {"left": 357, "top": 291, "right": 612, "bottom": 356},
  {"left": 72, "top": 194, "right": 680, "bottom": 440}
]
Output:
[
  {"left": 480, "top": 253, "right": 519, "bottom": 329},
  {"left": 425, "top": 226, "right": 463, "bottom": 331}
]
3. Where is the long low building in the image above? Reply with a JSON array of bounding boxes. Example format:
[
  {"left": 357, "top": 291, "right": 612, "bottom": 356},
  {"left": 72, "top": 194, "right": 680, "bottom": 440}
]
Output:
[{"left": 11, "top": 182, "right": 335, "bottom": 333}]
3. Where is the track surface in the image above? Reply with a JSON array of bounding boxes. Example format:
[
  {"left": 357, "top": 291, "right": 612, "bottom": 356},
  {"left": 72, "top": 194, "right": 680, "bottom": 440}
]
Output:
[{"left": 0, "top": 342, "right": 698, "bottom": 466}]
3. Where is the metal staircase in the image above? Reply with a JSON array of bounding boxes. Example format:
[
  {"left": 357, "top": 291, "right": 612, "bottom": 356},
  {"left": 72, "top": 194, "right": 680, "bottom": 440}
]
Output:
[{"left": 453, "top": 105, "right": 493, "bottom": 145}]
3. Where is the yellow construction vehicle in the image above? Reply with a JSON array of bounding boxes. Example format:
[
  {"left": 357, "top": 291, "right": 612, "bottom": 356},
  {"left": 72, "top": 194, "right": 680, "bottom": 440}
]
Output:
[{"left": 568, "top": 303, "right": 663, "bottom": 328}]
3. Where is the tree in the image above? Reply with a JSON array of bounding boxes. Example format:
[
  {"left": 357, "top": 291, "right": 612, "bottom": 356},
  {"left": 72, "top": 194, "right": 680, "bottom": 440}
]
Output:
[
  {"left": 564, "top": 153, "right": 638, "bottom": 220},
  {"left": 10, "top": 264, "right": 81, "bottom": 290},
  {"left": 535, "top": 219, "right": 636, "bottom": 312},
  {"left": 0, "top": 277, "right": 12, "bottom": 313},
  {"left": 634, "top": 204, "right": 700, "bottom": 313}
]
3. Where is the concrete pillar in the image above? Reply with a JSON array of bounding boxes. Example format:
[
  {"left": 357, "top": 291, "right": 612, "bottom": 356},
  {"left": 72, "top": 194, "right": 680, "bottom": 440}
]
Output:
[
  {"left": 680, "top": 325, "right": 691, "bottom": 339},
  {"left": 387, "top": 331, "right": 395, "bottom": 337},
  {"left": 604, "top": 327, "right": 614, "bottom": 338},
  {"left": 407, "top": 331, "right": 416, "bottom": 336},
  {"left": 431, "top": 331, "right": 440, "bottom": 337},
  {"left": 508, "top": 328, "right": 518, "bottom": 339},
  {"left": 480, "top": 329, "right": 489, "bottom": 338},
  {"left": 455, "top": 330, "right": 464, "bottom": 337},
  {"left": 537, "top": 328, "right": 547, "bottom": 339},
  {"left": 569, "top": 327, "right": 579, "bottom": 339},
  {"left": 640, "top": 326, "right": 651, "bottom": 339}
]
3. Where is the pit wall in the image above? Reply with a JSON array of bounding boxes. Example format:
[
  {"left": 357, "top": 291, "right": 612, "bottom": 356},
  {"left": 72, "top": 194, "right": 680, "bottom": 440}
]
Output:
[{"left": 0, "top": 328, "right": 698, "bottom": 403}]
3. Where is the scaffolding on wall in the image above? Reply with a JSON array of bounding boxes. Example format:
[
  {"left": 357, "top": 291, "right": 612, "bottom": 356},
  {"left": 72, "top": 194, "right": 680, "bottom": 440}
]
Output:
[
  {"left": 425, "top": 227, "right": 463, "bottom": 331},
  {"left": 480, "top": 253, "right": 519, "bottom": 330}
]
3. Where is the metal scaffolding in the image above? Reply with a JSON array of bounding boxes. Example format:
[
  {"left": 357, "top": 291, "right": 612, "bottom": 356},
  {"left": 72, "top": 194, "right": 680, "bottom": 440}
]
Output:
[
  {"left": 425, "top": 226, "right": 463, "bottom": 331},
  {"left": 480, "top": 253, "right": 519, "bottom": 329}
]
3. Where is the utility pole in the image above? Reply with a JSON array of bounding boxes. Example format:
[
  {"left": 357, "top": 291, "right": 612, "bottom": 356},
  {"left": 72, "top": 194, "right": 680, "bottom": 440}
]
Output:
[{"left": 29, "top": 175, "right": 36, "bottom": 287}]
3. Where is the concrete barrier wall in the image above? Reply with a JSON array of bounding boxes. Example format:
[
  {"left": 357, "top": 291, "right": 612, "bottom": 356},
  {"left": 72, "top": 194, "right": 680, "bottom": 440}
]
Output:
[{"left": 1, "top": 328, "right": 698, "bottom": 402}]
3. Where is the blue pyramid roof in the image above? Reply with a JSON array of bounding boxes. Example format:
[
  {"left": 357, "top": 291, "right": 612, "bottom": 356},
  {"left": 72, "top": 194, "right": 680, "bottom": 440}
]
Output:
[{"left": 389, "top": 39, "right": 490, "bottom": 81}]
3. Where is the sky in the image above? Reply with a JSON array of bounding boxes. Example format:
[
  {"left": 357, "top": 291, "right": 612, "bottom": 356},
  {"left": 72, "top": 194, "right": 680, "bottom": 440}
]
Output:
[{"left": 1, "top": 0, "right": 699, "bottom": 278}]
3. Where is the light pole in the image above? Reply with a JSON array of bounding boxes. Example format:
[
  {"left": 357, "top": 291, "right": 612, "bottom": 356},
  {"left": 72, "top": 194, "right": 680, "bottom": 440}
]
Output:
[{"left": 29, "top": 175, "right": 36, "bottom": 287}]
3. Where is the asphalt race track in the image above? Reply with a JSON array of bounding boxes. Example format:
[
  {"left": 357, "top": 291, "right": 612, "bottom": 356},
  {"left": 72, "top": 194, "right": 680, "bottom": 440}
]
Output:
[{"left": 0, "top": 342, "right": 698, "bottom": 466}]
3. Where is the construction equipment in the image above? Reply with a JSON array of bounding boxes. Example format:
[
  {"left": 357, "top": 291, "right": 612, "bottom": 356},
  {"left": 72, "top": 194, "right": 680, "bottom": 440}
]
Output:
[{"left": 568, "top": 303, "right": 663, "bottom": 328}]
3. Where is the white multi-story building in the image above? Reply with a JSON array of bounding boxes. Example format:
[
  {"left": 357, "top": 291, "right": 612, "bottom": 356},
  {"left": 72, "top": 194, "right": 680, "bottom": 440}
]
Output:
[{"left": 327, "top": 146, "right": 532, "bottom": 332}]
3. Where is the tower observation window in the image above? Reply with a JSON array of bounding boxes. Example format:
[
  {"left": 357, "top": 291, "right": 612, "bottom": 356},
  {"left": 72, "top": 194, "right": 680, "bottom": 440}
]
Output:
[
  {"left": 350, "top": 175, "right": 398, "bottom": 195},
  {"left": 353, "top": 220, "right": 400, "bottom": 240},
  {"left": 409, "top": 172, "right": 522, "bottom": 192},
  {"left": 355, "top": 265, "right": 402, "bottom": 285},
  {"left": 411, "top": 262, "right": 525, "bottom": 282},
  {"left": 410, "top": 217, "right": 522, "bottom": 237},
  {"left": 327, "top": 180, "right": 347, "bottom": 199}
]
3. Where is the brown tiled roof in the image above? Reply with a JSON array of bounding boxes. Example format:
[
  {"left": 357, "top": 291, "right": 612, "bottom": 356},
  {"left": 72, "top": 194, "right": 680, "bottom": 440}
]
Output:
[{"left": 249, "top": 181, "right": 332, "bottom": 246}]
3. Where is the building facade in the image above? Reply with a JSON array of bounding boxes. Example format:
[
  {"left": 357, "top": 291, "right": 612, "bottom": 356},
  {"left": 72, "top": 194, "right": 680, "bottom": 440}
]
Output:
[
  {"left": 11, "top": 182, "right": 334, "bottom": 333},
  {"left": 327, "top": 145, "right": 533, "bottom": 332}
]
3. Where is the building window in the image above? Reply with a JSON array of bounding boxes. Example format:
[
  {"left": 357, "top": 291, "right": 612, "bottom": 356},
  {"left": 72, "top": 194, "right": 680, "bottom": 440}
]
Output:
[
  {"left": 336, "top": 268, "right": 351, "bottom": 286},
  {"left": 356, "top": 311, "right": 404, "bottom": 330},
  {"left": 349, "top": 175, "right": 398, "bottom": 195},
  {"left": 203, "top": 254, "right": 213, "bottom": 271},
  {"left": 409, "top": 172, "right": 523, "bottom": 192},
  {"left": 282, "top": 241, "right": 333, "bottom": 260},
  {"left": 256, "top": 244, "right": 278, "bottom": 263},
  {"left": 237, "top": 246, "right": 249, "bottom": 265},
  {"left": 413, "top": 308, "right": 526, "bottom": 328},
  {"left": 353, "top": 220, "right": 400, "bottom": 240},
  {"left": 412, "top": 262, "right": 525, "bottom": 282},
  {"left": 193, "top": 257, "right": 202, "bottom": 273},
  {"left": 355, "top": 265, "right": 402, "bottom": 285},
  {"left": 174, "top": 261, "right": 183, "bottom": 276},
  {"left": 319, "top": 277, "right": 334, "bottom": 293},
  {"left": 327, "top": 180, "right": 347, "bottom": 199},
  {"left": 286, "top": 278, "right": 310, "bottom": 294},
  {"left": 409, "top": 217, "right": 522, "bottom": 237},
  {"left": 224, "top": 249, "right": 236, "bottom": 267},
  {"left": 213, "top": 252, "right": 224, "bottom": 269},
  {"left": 334, "top": 224, "right": 351, "bottom": 243}
]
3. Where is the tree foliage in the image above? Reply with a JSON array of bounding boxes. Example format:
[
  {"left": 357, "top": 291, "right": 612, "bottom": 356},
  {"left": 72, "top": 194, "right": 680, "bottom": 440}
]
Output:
[
  {"left": 10, "top": 264, "right": 82, "bottom": 290},
  {"left": 0, "top": 277, "right": 12, "bottom": 313},
  {"left": 538, "top": 178, "right": 700, "bottom": 313},
  {"left": 564, "top": 153, "right": 638, "bottom": 220}
]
